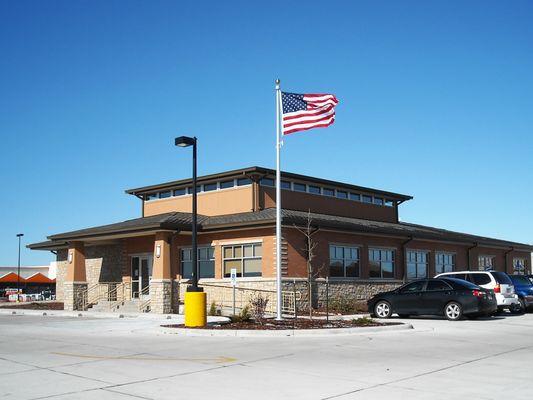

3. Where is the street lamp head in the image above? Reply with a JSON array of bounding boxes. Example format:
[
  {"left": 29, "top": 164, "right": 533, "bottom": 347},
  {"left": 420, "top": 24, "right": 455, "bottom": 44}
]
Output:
[
  {"left": 16, "top": 233, "right": 24, "bottom": 238},
  {"left": 175, "top": 136, "right": 196, "bottom": 147}
]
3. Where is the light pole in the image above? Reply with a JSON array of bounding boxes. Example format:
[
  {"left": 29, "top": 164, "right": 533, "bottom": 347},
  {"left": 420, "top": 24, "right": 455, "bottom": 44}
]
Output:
[
  {"left": 175, "top": 136, "right": 206, "bottom": 327},
  {"left": 16, "top": 233, "right": 24, "bottom": 302}
]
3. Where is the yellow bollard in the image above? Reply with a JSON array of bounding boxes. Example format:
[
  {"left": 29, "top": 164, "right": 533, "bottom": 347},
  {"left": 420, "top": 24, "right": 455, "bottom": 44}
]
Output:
[{"left": 184, "top": 291, "right": 207, "bottom": 327}]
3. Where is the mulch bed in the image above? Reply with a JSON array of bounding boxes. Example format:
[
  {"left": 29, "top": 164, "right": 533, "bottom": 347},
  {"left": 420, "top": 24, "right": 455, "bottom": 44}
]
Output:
[
  {"left": 164, "top": 318, "right": 399, "bottom": 330},
  {"left": 0, "top": 302, "right": 64, "bottom": 310}
]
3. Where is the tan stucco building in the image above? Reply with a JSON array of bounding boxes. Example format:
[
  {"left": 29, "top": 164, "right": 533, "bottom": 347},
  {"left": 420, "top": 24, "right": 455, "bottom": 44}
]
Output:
[{"left": 29, "top": 166, "right": 533, "bottom": 313}]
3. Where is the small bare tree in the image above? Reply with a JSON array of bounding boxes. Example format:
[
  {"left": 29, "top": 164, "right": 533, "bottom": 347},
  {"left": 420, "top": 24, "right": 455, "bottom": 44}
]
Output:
[
  {"left": 294, "top": 210, "right": 324, "bottom": 318},
  {"left": 249, "top": 292, "right": 269, "bottom": 325}
]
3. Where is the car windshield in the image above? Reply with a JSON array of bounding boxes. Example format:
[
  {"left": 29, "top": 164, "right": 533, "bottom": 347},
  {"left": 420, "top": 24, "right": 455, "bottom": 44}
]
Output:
[
  {"left": 510, "top": 275, "right": 532, "bottom": 286},
  {"left": 491, "top": 272, "right": 513, "bottom": 285}
]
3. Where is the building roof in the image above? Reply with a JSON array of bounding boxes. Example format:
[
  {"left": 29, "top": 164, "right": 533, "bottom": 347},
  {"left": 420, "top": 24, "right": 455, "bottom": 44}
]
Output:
[
  {"left": 28, "top": 208, "right": 533, "bottom": 251},
  {"left": 0, "top": 272, "right": 25, "bottom": 283},
  {"left": 125, "top": 166, "right": 413, "bottom": 202}
]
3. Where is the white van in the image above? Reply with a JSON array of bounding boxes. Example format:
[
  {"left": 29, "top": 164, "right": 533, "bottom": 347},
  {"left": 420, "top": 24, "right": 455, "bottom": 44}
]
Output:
[{"left": 435, "top": 271, "right": 521, "bottom": 313}]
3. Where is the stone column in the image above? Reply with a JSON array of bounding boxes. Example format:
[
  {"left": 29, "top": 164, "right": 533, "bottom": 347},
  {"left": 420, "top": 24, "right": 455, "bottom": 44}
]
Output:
[
  {"left": 150, "top": 232, "right": 172, "bottom": 314},
  {"left": 64, "top": 241, "right": 87, "bottom": 311}
]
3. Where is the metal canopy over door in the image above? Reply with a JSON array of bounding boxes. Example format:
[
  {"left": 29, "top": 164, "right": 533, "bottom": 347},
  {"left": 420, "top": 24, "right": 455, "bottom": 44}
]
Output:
[{"left": 131, "top": 255, "right": 153, "bottom": 299}]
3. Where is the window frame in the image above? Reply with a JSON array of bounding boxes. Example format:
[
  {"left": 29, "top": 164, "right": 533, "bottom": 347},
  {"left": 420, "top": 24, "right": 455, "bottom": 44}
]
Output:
[
  {"left": 435, "top": 252, "right": 455, "bottom": 274},
  {"left": 513, "top": 258, "right": 527, "bottom": 275},
  {"left": 406, "top": 250, "right": 429, "bottom": 280},
  {"left": 180, "top": 246, "right": 215, "bottom": 279},
  {"left": 478, "top": 255, "right": 496, "bottom": 271},
  {"left": 368, "top": 248, "right": 395, "bottom": 279},
  {"left": 328, "top": 244, "right": 360, "bottom": 278},
  {"left": 222, "top": 243, "right": 263, "bottom": 278}
]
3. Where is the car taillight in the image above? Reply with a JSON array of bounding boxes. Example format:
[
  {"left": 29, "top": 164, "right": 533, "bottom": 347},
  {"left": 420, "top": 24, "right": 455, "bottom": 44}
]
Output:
[
  {"left": 493, "top": 284, "right": 501, "bottom": 293},
  {"left": 472, "top": 290, "right": 484, "bottom": 298}
]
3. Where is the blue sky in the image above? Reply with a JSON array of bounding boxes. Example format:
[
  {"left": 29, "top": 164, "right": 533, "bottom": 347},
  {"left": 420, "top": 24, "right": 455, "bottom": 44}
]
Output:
[{"left": 0, "top": 0, "right": 532, "bottom": 266}]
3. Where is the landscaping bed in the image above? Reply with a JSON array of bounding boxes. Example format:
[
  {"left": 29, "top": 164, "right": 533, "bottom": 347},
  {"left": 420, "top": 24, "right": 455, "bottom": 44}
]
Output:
[
  {"left": 0, "top": 302, "right": 64, "bottom": 310},
  {"left": 163, "top": 317, "right": 399, "bottom": 330}
]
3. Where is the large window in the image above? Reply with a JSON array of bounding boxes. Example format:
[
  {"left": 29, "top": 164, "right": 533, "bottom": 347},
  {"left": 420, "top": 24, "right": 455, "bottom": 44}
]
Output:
[
  {"left": 223, "top": 243, "right": 262, "bottom": 277},
  {"left": 180, "top": 247, "right": 215, "bottom": 279},
  {"left": 329, "top": 245, "right": 359, "bottom": 278},
  {"left": 513, "top": 258, "right": 527, "bottom": 275},
  {"left": 478, "top": 255, "right": 495, "bottom": 271},
  {"left": 436, "top": 252, "right": 455, "bottom": 274},
  {"left": 369, "top": 249, "right": 394, "bottom": 279},
  {"left": 406, "top": 250, "right": 428, "bottom": 279}
]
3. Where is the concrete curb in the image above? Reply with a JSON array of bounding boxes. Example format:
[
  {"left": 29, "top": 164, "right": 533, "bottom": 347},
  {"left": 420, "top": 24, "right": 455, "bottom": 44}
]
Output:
[
  {"left": 160, "top": 322, "right": 413, "bottom": 337},
  {"left": 0, "top": 308, "right": 227, "bottom": 323}
]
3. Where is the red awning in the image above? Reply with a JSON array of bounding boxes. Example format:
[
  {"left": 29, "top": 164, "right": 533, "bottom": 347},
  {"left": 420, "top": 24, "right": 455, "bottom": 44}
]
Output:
[
  {"left": 0, "top": 272, "right": 26, "bottom": 283},
  {"left": 25, "top": 272, "right": 54, "bottom": 284}
]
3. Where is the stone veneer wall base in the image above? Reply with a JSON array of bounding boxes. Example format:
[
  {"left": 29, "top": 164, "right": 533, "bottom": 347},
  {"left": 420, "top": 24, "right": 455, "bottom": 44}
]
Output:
[
  {"left": 63, "top": 282, "right": 88, "bottom": 311},
  {"left": 150, "top": 280, "right": 172, "bottom": 314}
]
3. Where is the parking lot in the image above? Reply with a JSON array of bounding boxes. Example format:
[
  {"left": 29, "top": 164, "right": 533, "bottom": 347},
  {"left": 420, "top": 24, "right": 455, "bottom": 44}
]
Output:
[{"left": 1, "top": 313, "right": 532, "bottom": 399}]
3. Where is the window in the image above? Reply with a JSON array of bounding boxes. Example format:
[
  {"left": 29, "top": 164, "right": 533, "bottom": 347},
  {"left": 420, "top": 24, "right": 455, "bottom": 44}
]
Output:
[
  {"left": 406, "top": 251, "right": 428, "bottom": 279},
  {"left": 323, "top": 188, "right": 335, "bottom": 196},
  {"left": 513, "top": 258, "right": 527, "bottom": 274},
  {"left": 237, "top": 178, "right": 252, "bottom": 186},
  {"left": 329, "top": 245, "right": 359, "bottom": 278},
  {"left": 220, "top": 180, "right": 234, "bottom": 189},
  {"left": 436, "top": 252, "right": 455, "bottom": 274},
  {"left": 478, "top": 255, "right": 495, "bottom": 271},
  {"left": 336, "top": 190, "right": 348, "bottom": 199},
  {"left": 203, "top": 183, "right": 217, "bottom": 192},
  {"left": 293, "top": 183, "right": 306, "bottom": 192},
  {"left": 223, "top": 243, "right": 262, "bottom": 277},
  {"left": 260, "top": 178, "right": 274, "bottom": 187},
  {"left": 180, "top": 247, "right": 215, "bottom": 279},
  {"left": 173, "top": 188, "right": 187, "bottom": 196},
  {"left": 426, "top": 280, "right": 452, "bottom": 291},
  {"left": 373, "top": 197, "right": 384, "bottom": 205},
  {"left": 280, "top": 180, "right": 291, "bottom": 190},
  {"left": 491, "top": 271, "right": 512, "bottom": 285},
  {"left": 188, "top": 186, "right": 202, "bottom": 194},
  {"left": 400, "top": 280, "right": 425, "bottom": 293},
  {"left": 362, "top": 195, "right": 373, "bottom": 203},
  {"left": 369, "top": 249, "right": 394, "bottom": 279},
  {"left": 146, "top": 193, "right": 158, "bottom": 201},
  {"left": 159, "top": 190, "right": 171, "bottom": 199},
  {"left": 308, "top": 185, "right": 321, "bottom": 194},
  {"left": 385, "top": 199, "right": 394, "bottom": 207},
  {"left": 349, "top": 193, "right": 361, "bottom": 201},
  {"left": 470, "top": 273, "right": 491, "bottom": 286},
  {"left": 449, "top": 273, "right": 467, "bottom": 281}
]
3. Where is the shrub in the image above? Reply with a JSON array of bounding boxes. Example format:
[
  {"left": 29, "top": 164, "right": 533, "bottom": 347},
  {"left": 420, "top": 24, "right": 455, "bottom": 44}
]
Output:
[
  {"left": 328, "top": 297, "right": 368, "bottom": 315},
  {"left": 208, "top": 301, "right": 218, "bottom": 316},
  {"left": 230, "top": 305, "right": 251, "bottom": 323},
  {"left": 352, "top": 317, "right": 375, "bottom": 326}
]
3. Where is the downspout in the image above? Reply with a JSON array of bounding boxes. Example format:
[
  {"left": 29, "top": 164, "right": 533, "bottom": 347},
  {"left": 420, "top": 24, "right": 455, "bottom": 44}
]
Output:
[
  {"left": 504, "top": 246, "right": 514, "bottom": 274},
  {"left": 134, "top": 194, "right": 144, "bottom": 217},
  {"left": 467, "top": 242, "right": 478, "bottom": 271},
  {"left": 401, "top": 236, "right": 414, "bottom": 283}
]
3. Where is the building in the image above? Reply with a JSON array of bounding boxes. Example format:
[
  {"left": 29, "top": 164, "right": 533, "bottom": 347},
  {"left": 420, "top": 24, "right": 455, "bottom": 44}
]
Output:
[
  {"left": 0, "top": 265, "right": 56, "bottom": 297},
  {"left": 28, "top": 166, "right": 533, "bottom": 313}
]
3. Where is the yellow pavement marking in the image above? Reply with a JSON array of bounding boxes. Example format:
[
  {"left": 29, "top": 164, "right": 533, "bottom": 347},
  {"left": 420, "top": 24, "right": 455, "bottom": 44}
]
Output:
[{"left": 51, "top": 352, "right": 237, "bottom": 363}]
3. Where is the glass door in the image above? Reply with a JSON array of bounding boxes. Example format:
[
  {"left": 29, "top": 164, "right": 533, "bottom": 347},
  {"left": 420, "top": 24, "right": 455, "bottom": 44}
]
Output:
[{"left": 131, "top": 255, "right": 153, "bottom": 299}]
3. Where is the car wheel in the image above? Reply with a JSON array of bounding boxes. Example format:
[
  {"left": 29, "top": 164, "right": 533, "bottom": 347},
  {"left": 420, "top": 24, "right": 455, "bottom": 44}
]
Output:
[
  {"left": 444, "top": 302, "right": 463, "bottom": 321},
  {"left": 374, "top": 301, "right": 392, "bottom": 319},
  {"left": 510, "top": 301, "right": 524, "bottom": 315},
  {"left": 398, "top": 314, "right": 410, "bottom": 318}
]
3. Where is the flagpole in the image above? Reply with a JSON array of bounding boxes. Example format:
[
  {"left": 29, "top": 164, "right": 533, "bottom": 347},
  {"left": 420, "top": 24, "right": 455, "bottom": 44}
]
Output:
[{"left": 275, "top": 79, "right": 282, "bottom": 320}]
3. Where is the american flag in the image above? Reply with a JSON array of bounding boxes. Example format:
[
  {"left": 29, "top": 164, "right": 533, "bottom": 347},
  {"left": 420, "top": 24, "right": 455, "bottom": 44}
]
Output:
[{"left": 281, "top": 92, "right": 339, "bottom": 135}]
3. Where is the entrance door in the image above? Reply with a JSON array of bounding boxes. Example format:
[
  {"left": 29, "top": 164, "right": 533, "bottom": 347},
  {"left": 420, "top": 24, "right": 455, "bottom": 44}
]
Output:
[{"left": 131, "top": 255, "right": 153, "bottom": 299}]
